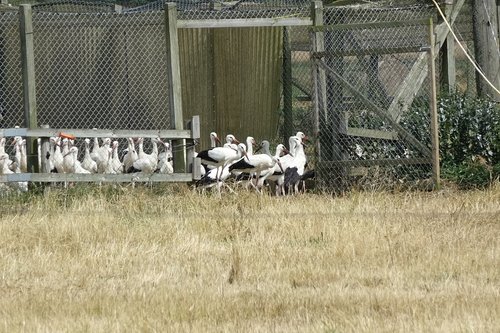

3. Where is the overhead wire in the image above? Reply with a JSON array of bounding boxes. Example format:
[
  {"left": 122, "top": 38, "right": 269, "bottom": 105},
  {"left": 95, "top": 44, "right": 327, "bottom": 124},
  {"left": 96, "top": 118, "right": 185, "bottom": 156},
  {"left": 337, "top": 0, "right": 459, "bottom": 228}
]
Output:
[{"left": 431, "top": 0, "right": 500, "bottom": 97}]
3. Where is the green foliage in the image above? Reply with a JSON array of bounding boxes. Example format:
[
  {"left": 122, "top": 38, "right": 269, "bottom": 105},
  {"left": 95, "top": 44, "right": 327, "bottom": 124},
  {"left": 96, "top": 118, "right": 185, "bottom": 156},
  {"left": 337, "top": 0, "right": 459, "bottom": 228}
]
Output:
[{"left": 403, "top": 91, "right": 500, "bottom": 188}]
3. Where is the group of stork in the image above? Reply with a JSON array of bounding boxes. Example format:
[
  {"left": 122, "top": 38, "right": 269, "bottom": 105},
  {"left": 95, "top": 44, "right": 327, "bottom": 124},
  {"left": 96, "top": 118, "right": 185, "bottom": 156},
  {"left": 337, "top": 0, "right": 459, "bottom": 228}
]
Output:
[
  {"left": 194, "top": 131, "right": 313, "bottom": 195},
  {"left": 0, "top": 135, "right": 175, "bottom": 193},
  {"left": 0, "top": 130, "right": 313, "bottom": 195},
  {"left": 42, "top": 136, "right": 174, "bottom": 175}
]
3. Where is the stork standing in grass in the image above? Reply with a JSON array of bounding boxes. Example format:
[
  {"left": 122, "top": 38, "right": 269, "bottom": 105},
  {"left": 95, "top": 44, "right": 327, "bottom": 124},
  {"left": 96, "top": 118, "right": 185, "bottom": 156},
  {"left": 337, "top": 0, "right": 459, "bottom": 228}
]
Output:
[
  {"left": 196, "top": 134, "right": 240, "bottom": 183},
  {"left": 229, "top": 140, "right": 283, "bottom": 193}
]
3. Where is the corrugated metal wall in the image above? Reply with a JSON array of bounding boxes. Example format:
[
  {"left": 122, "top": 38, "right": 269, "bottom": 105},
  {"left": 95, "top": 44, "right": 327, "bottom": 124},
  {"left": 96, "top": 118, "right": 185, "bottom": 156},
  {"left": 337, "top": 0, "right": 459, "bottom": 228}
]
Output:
[{"left": 180, "top": 27, "right": 283, "bottom": 150}]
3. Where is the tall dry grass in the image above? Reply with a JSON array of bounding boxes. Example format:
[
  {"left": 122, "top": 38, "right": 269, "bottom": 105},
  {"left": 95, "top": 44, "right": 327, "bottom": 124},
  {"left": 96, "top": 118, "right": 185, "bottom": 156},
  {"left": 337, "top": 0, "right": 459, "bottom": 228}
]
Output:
[{"left": 0, "top": 184, "right": 499, "bottom": 332}]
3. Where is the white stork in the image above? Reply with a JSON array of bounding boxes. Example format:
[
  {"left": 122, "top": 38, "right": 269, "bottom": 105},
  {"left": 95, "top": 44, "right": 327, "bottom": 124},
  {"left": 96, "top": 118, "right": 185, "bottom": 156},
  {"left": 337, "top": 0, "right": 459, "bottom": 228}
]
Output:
[
  {"left": 81, "top": 138, "right": 98, "bottom": 173},
  {"left": 196, "top": 135, "right": 241, "bottom": 182},
  {"left": 229, "top": 141, "right": 283, "bottom": 193}
]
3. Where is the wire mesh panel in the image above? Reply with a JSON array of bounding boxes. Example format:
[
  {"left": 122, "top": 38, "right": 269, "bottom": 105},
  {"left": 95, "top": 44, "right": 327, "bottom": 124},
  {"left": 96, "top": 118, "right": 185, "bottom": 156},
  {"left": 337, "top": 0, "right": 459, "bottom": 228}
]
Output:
[
  {"left": 125, "top": 0, "right": 310, "bottom": 20},
  {"left": 32, "top": 10, "right": 171, "bottom": 130},
  {"left": 313, "top": 4, "right": 437, "bottom": 191},
  {"left": 0, "top": 11, "right": 23, "bottom": 129},
  {"left": 32, "top": 0, "right": 117, "bottom": 13}
]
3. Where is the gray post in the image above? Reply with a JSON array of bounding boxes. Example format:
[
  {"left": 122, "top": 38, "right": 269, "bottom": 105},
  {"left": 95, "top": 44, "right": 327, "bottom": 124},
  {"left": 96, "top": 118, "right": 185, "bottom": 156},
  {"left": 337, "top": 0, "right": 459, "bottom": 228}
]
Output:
[
  {"left": 311, "top": 1, "right": 326, "bottom": 158},
  {"left": 440, "top": 0, "right": 456, "bottom": 92},
  {"left": 282, "top": 27, "right": 293, "bottom": 147},
  {"left": 472, "top": 0, "right": 500, "bottom": 101},
  {"left": 428, "top": 18, "right": 440, "bottom": 189},
  {"left": 165, "top": 3, "right": 186, "bottom": 173},
  {"left": 19, "top": 4, "right": 39, "bottom": 173}
]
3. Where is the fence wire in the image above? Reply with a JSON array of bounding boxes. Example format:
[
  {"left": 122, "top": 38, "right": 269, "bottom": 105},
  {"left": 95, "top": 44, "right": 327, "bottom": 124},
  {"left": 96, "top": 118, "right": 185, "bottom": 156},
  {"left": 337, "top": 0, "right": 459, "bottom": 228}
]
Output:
[
  {"left": 0, "top": 11, "right": 23, "bottom": 129},
  {"left": 0, "top": 0, "right": 488, "bottom": 190},
  {"left": 32, "top": 10, "right": 170, "bottom": 131},
  {"left": 311, "top": 4, "right": 437, "bottom": 191}
]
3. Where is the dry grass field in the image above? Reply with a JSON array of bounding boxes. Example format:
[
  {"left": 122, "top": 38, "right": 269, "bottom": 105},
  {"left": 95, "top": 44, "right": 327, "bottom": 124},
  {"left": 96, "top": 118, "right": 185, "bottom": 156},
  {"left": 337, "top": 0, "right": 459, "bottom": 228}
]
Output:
[{"left": 0, "top": 184, "right": 499, "bottom": 332}]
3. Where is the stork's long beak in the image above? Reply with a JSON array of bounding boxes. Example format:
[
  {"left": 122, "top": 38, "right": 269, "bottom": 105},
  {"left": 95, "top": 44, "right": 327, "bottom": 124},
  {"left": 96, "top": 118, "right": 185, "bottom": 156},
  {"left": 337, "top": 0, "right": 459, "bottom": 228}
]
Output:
[
  {"left": 255, "top": 146, "right": 262, "bottom": 153},
  {"left": 233, "top": 138, "right": 240, "bottom": 144},
  {"left": 215, "top": 136, "right": 221, "bottom": 144},
  {"left": 282, "top": 148, "right": 289, "bottom": 156}
]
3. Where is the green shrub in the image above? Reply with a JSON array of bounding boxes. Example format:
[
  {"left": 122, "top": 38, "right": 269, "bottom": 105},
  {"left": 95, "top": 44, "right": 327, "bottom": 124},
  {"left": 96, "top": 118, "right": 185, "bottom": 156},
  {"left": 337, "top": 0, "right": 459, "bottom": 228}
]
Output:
[{"left": 402, "top": 92, "right": 500, "bottom": 188}]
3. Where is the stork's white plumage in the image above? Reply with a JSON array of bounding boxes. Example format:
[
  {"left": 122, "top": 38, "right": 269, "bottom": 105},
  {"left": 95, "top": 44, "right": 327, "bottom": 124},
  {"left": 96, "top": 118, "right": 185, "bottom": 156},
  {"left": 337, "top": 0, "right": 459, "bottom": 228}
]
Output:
[
  {"left": 64, "top": 147, "right": 91, "bottom": 174},
  {"left": 283, "top": 136, "right": 307, "bottom": 194},
  {"left": 90, "top": 137, "right": 100, "bottom": 162},
  {"left": 130, "top": 137, "right": 161, "bottom": 174},
  {"left": 52, "top": 137, "right": 65, "bottom": 173},
  {"left": 95, "top": 138, "right": 112, "bottom": 173},
  {"left": 111, "top": 141, "right": 123, "bottom": 174},
  {"left": 81, "top": 138, "right": 98, "bottom": 173},
  {"left": 229, "top": 141, "right": 282, "bottom": 192},
  {"left": 257, "top": 143, "right": 288, "bottom": 193},
  {"left": 122, "top": 137, "right": 138, "bottom": 173},
  {"left": 197, "top": 135, "right": 241, "bottom": 182},
  {"left": 0, "top": 153, "right": 27, "bottom": 192},
  {"left": 157, "top": 140, "right": 173, "bottom": 174},
  {"left": 20, "top": 139, "right": 27, "bottom": 173}
]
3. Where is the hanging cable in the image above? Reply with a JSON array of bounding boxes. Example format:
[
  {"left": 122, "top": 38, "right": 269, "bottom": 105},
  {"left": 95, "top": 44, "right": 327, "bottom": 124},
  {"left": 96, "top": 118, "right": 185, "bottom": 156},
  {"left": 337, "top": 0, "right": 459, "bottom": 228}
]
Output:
[{"left": 431, "top": 0, "right": 500, "bottom": 97}]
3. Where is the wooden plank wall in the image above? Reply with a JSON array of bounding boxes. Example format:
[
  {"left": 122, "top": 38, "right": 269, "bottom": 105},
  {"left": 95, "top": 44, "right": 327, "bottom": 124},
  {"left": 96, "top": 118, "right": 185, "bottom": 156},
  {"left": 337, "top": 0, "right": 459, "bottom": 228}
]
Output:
[{"left": 180, "top": 26, "right": 283, "bottom": 150}]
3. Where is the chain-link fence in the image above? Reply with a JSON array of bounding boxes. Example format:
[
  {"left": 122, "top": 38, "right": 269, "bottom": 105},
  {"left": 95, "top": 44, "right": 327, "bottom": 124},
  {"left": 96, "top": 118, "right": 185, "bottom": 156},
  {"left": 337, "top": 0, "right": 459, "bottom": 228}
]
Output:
[
  {"left": 0, "top": 0, "right": 489, "bottom": 190},
  {"left": 311, "top": 3, "right": 437, "bottom": 191}
]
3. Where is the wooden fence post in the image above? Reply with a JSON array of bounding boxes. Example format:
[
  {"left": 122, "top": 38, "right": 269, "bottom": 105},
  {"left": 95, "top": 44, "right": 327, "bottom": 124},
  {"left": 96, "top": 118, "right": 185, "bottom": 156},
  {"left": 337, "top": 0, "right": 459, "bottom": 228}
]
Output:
[
  {"left": 19, "top": 4, "right": 39, "bottom": 174},
  {"left": 311, "top": 1, "right": 326, "bottom": 158},
  {"left": 428, "top": 18, "right": 440, "bottom": 189},
  {"left": 282, "top": 26, "right": 293, "bottom": 147},
  {"left": 440, "top": 0, "right": 456, "bottom": 92},
  {"left": 165, "top": 3, "right": 186, "bottom": 173}
]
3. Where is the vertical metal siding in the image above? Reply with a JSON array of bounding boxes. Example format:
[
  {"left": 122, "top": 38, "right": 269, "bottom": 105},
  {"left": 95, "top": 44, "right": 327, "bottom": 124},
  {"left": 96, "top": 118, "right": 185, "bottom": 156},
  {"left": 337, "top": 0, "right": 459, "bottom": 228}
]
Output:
[{"left": 179, "top": 26, "right": 283, "bottom": 149}]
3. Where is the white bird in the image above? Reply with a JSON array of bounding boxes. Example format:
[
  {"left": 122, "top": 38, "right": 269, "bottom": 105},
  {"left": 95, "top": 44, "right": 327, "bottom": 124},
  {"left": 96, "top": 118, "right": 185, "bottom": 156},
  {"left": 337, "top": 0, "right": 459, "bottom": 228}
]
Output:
[
  {"left": 111, "top": 141, "right": 123, "bottom": 174},
  {"left": 11, "top": 136, "right": 24, "bottom": 173},
  {"left": 229, "top": 141, "right": 283, "bottom": 193},
  {"left": 51, "top": 137, "right": 65, "bottom": 173},
  {"left": 130, "top": 137, "right": 161, "bottom": 174},
  {"left": 90, "top": 136, "right": 100, "bottom": 162},
  {"left": 283, "top": 136, "right": 307, "bottom": 194},
  {"left": 0, "top": 153, "right": 27, "bottom": 192},
  {"left": 197, "top": 135, "right": 241, "bottom": 182},
  {"left": 81, "top": 138, "right": 98, "bottom": 173},
  {"left": 0, "top": 137, "right": 6, "bottom": 155},
  {"left": 95, "top": 138, "right": 112, "bottom": 173},
  {"left": 123, "top": 137, "right": 139, "bottom": 173},
  {"left": 257, "top": 143, "right": 289, "bottom": 194},
  {"left": 157, "top": 140, "right": 173, "bottom": 174},
  {"left": 20, "top": 139, "right": 27, "bottom": 173},
  {"left": 63, "top": 146, "right": 91, "bottom": 174},
  {"left": 194, "top": 131, "right": 220, "bottom": 177}
]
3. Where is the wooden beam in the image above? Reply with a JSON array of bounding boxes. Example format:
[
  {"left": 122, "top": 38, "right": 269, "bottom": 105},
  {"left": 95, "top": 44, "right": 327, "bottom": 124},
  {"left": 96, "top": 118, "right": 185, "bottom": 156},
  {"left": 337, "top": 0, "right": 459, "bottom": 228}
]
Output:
[
  {"left": 165, "top": 3, "right": 186, "bottom": 173},
  {"left": 387, "top": 0, "right": 466, "bottom": 121},
  {"left": 310, "top": 18, "right": 430, "bottom": 31},
  {"left": 177, "top": 17, "right": 312, "bottom": 29},
  {"left": 0, "top": 128, "right": 194, "bottom": 139},
  {"left": 0, "top": 173, "right": 194, "bottom": 183},
  {"left": 19, "top": 4, "right": 38, "bottom": 174},
  {"left": 472, "top": 0, "right": 500, "bottom": 101},
  {"left": 440, "top": 0, "right": 456, "bottom": 92},
  {"left": 318, "top": 158, "right": 431, "bottom": 168},
  {"left": 311, "top": 0, "right": 326, "bottom": 157},
  {"left": 312, "top": 46, "right": 426, "bottom": 57},
  {"left": 344, "top": 127, "right": 398, "bottom": 140}
]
